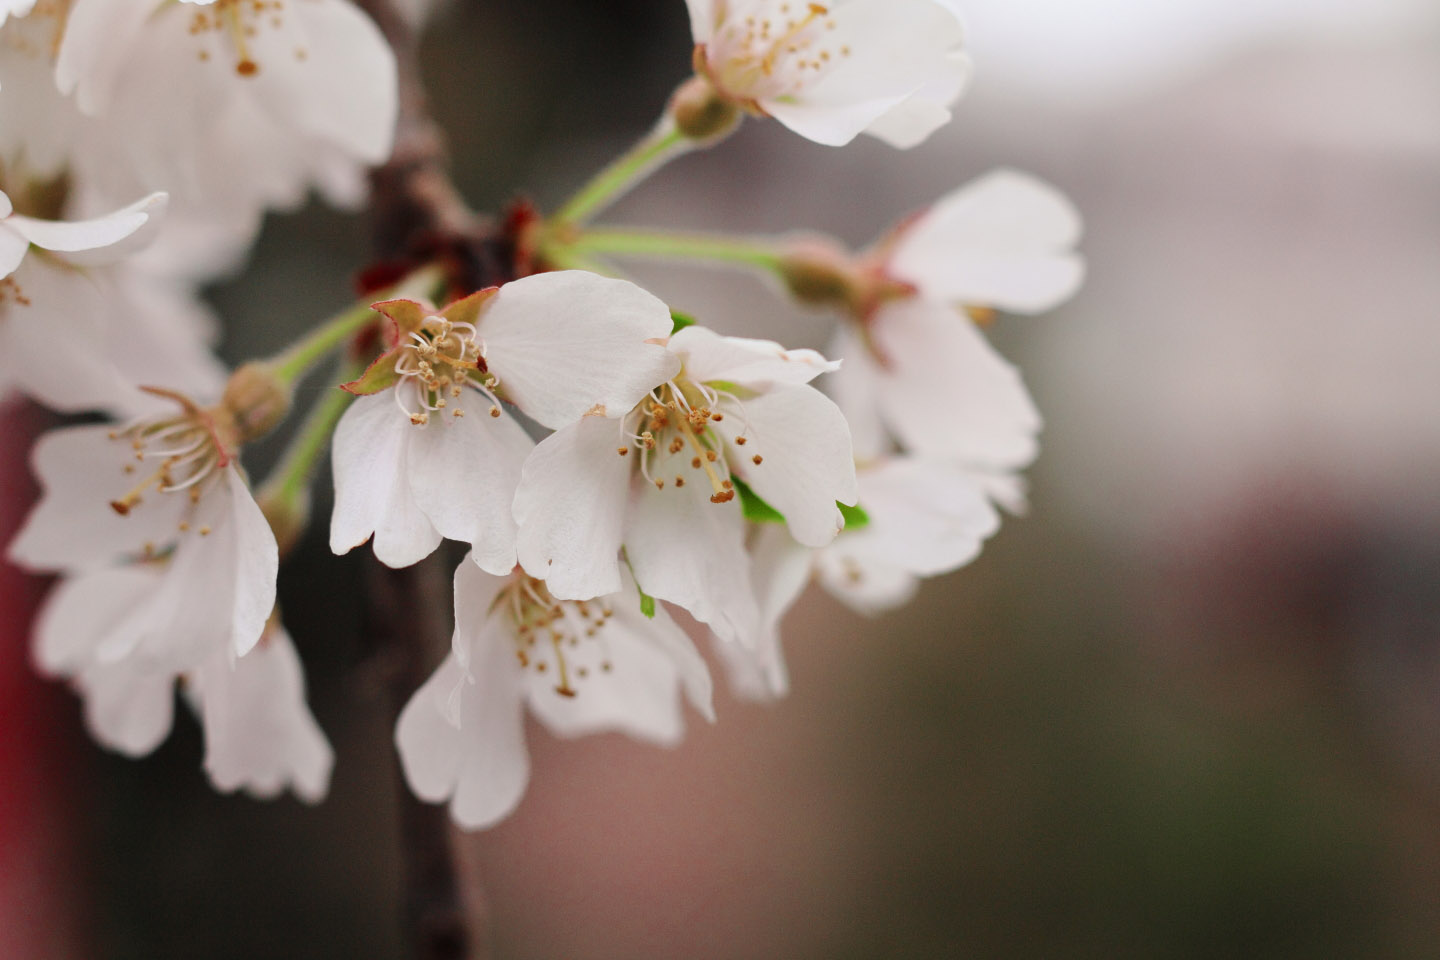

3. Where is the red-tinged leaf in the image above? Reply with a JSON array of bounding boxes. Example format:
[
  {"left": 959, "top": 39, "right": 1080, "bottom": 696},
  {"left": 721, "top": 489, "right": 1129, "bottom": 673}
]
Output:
[
  {"left": 439, "top": 287, "right": 499, "bottom": 329},
  {"left": 341, "top": 349, "right": 401, "bottom": 395},
  {"left": 371, "top": 298, "right": 432, "bottom": 341}
]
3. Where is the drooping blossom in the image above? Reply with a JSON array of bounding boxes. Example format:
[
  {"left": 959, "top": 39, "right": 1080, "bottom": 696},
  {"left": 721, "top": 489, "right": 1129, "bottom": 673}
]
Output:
[
  {"left": 51, "top": 0, "right": 397, "bottom": 276},
  {"left": 32, "top": 568, "right": 332, "bottom": 801},
  {"left": 514, "top": 324, "right": 857, "bottom": 645},
  {"left": 396, "top": 557, "right": 713, "bottom": 830},
  {"left": 330, "top": 270, "right": 679, "bottom": 573},
  {"left": 718, "top": 455, "right": 1001, "bottom": 700},
  {"left": 8, "top": 390, "right": 278, "bottom": 661},
  {"left": 826, "top": 169, "right": 1083, "bottom": 468},
  {"left": 685, "top": 0, "right": 971, "bottom": 147}
]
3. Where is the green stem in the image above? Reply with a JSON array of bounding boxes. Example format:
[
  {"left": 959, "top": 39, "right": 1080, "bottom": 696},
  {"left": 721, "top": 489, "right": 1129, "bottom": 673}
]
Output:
[
  {"left": 269, "top": 265, "right": 444, "bottom": 387},
  {"left": 550, "top": 119, "right": 691, "bottom": 227},
  {"left": 258, "top": 360, "right": 363, "bottom": 508},
  {"left": 557, "top": 226, "right": 787, "bottom": 274}
]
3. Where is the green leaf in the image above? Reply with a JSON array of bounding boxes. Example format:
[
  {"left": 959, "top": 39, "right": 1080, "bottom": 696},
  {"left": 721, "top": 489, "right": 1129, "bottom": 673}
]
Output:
[
  {"left": 733, "top": 476, "right": 785, "bottom": 524},
  {"left": 837, "top": 501, "right": 871, "bottom": 531},
  {"left": 670, "top": 310, "right": 696, "bottom": 334},
  {"left": 637, "top": 583, "right": 657, "bottom": 619}
]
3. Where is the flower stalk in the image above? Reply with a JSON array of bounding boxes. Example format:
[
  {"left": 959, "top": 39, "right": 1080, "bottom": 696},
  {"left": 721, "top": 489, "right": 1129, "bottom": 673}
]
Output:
[
  {"left": 550, "top": 226, "right": 787, "bottom": 274},
  {"left": 549, "top": 120, "right": 692, "bottom": 228}
]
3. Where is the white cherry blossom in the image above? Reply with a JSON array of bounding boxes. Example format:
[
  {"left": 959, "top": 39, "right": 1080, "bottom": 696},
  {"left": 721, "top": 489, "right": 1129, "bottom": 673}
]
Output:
[
  {"left": 514, "top": 324, "right": 857, "bottom": 646},
  {"left": 686, "top": 0, "right": 971, "bottom": 147},
  {"left": 829, "top": 170, "right": 1083, "bottom": 467},
  {"left": 396, "top": 557, "right": 713, "bottom": 831},
  {"left": 52, "top": 0, "right": 397, "bottom": 277},
  {"left": 33, "top": 568, "right": 332, "bottom": 801},
  {"left": 8, "top": 396, "right": 278, "bottom": 661},
  {"left": 330, "top": 271, "right": 679, "bottom": 573}
]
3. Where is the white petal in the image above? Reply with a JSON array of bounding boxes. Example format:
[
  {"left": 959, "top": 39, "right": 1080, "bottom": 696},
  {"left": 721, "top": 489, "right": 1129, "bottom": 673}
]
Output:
[
  {"left": 889, "top": 170, "right": 1085, "bottom": 314},
  {"left": 451, "top": 556, "right": 509, "bottom": 670},
  {"left": 396, "top": 626, "right": 530, "bottom": 831},
  {"left": 55, "top": 0, "right": 156, "bottom": 112},
  {"left": 222, "top": 467, "right": 280, "bottom": 658},
  {"left": 825, "top": 327, "right": 890, "bottom": 462},
  {"left": 814, "top": 553, "right": 919, "bottom": 615},
  {"left": 0, "top": 191, "right": 11, "bottom": 218},
  {"left": 716, "top": 523, "right": 810, "bottom": 701},
  {"left": 684, "top": 0, "right": 716, "bottom": 42},
  {"left": 329, "top": 393, "right": 443, "bottom": 568},
  {"left": 6, "top": 193, "right": 166, "bottom": 261},
  {"left": 33, "top": 567, "right": 161, "bottom": 677},
  {"left": 719, "top": 386, "right": 858, "bottom": 547},
  {"left": 197, "top": 625, "right": 334, "bottom": 803},
  {"left": 7, "top": 424, "right": 188, "bottom": 573},
  {"left": 862, "top": 55, "right": 972, "bottom": 149},
  {"left": 480, "top": 271, "right": 679, "bottom": 430},
  {"left": 407, "top": 406, "right": 533, "bottom": 577},
  {"left": 513, "top": 416, "right": 631, "bottom": 601},
  {"left": 0, "top": 223, "right": 28, "bottom": 278},
  {"left": 671, "top": 325, "right": 839, "bottom": 389},
  {"left": 526, "top": 598, "right": 709, "bottom": 746},
  {"left": 249, "top": 0, "right": 397, "bottom": 164},
  {"left": 867, "top": 299, "right": 1042, "bottom": 468},
  {"left": 624, "top": 448, "right": 760, "bottom": 647},
  {"left": 75, "top": 657, "right": 177, "bottom": 758}
]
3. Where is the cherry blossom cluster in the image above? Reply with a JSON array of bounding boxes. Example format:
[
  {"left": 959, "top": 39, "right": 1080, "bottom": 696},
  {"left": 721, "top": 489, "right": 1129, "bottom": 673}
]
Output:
[{"left": 1, "top": 0, "right": 1083, "bottom": 830}]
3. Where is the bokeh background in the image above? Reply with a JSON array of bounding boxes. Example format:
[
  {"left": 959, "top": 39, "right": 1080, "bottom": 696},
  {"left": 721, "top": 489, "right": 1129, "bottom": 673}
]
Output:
[{"left": 3, "top": 0, "right": 1439, "bottom": 956}]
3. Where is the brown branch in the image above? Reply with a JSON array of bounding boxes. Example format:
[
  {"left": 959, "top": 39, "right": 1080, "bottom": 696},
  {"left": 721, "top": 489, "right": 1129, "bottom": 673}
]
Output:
[{"left": 353, "top": 2, "right": 518, "bottom": 958}]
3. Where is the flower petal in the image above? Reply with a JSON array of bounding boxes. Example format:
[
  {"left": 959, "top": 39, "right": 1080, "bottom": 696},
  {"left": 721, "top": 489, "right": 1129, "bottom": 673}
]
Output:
[
  {"left": 867, "top": 299, "right": 1041, "bottom": 468},
  {"left": 715, "top": 523, "right": 809, "bottom": 701},
  {"left": 0, "top": 223, "right": 28, "bottom": 278},
  {"left": 223, "top": 467, "right": 280, "bottom": 658},
  {"left": 672, "top": 325, "right": 839, "bottom": 390},
  {"left": 720, "top": 385, "right": 858, "bottom": 548},
  {"left": 33, "top": 566, "right": 163, "bottom": 677},
  {"left": 480, "top": 271, "right": 679, "bottom": 430},
  {"left": 407, "top": 406, "right": 534, "bottom": 577},
  {"left": 513, "top": 416, "right": 632, "bottom": 601},
  {"left": 889, "top": 169, "right": 1084, "bottom": 313},
  {"left": 624, "top": 447, "right": 760, "bottom": 647},
  {"left": 74, "top": 657, "right": 177, "bottom": 758},
  {"left": 197, "top": 624, "right": 334, "bottom": 803},
  {"left": 6, "top": 192, "right": 166, "bottom": 262},
  {"left": 330, "top": 393, "right": 443, "bottom": 568}
]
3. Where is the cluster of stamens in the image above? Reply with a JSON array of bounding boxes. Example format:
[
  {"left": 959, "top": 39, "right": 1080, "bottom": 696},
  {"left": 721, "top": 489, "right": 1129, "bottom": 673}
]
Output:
[
  {"left": 393, "top": 314, "right": 500, "bottom": 426},
  {"left": 711, "top": 1, "right": 848, "bottom": 99},
  {"left": 618, "top": 378, "right": 760, "bottom": 504},
  {"left": 186, "top": 0, "right": 307, "bottom": 75},
  {"left": 106, "top": 400, "right": 233, "bottom": 544},
  {"left": 504, "top": 576, "right": 616, "bottom": 699}
]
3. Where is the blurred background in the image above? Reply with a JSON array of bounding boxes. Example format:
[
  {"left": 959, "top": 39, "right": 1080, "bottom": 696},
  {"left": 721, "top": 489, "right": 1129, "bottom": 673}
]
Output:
[{"left": 3, "top": 0, "right": 1440, "bottom": 956}]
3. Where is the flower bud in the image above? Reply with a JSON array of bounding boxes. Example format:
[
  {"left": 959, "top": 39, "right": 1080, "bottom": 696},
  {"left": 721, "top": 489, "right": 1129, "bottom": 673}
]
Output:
[
  {"left": 669, "top": 75, "right": 741, "bottom": 144},
  {"left": 223, "top": 362, "right": 292, "bottom": 443}
]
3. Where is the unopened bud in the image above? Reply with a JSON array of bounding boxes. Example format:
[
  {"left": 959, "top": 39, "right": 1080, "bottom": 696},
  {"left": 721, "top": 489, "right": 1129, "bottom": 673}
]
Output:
[
  {"left": 223, "top": 362, "right": 292, "bottom": 443},
  {"left": 669, "top": 75, "right": 741, "bottom": 144}
]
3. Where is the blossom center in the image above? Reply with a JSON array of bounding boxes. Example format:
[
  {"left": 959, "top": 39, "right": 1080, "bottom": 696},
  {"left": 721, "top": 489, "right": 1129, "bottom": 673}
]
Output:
[
  {"left": 617, "top": 376, "right": 763, "bottom": 504},
  {"left": 393, "top": 314, "right": 500, "bottom": 426},
  {"left": 183, "top": 0, "right": 304, "bottom": 76},
  {"left": 502, "top": 575, "right": 615, "bottom": 699},
  {"left": 105, "top": 389, "right": 236, "bottom": 540},
  {"left": 707, "top": 1, "right": 847, "bottom": 101}
]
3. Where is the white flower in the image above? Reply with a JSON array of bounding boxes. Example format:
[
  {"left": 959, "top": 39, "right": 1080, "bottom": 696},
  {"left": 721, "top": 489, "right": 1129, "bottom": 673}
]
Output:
[
  {"left": 395, "top": 557, "right": 713, "bottom": 830},
  {"left": 33, "top": 569, "right": 332, "bottom": 801},
  {"left": 330, "top": 271, "right": 679, "bottom": 573},
  {"left": 8, "top": 396, "right": 278, "bottom": 661},
  {"left": 514, "top": 324, "right": 858, "bottom": 645},
  {"left": 51, "top": 0, "right": 397, "bottom": 275},
  {"left": 830, "top": 171, "right": 1084, "bottom": 467},
  {"left": 0, "top": 0, "right": 35, "bottom": 28},
  {"left": 191, "top": 618, "right": 334, "bottom": 803},
  {"left": 686, "top": 0, "right": 971, "bottom": 147},
  {"left": 718, "top": 455, "right": 1001, "bottom": 700}
]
